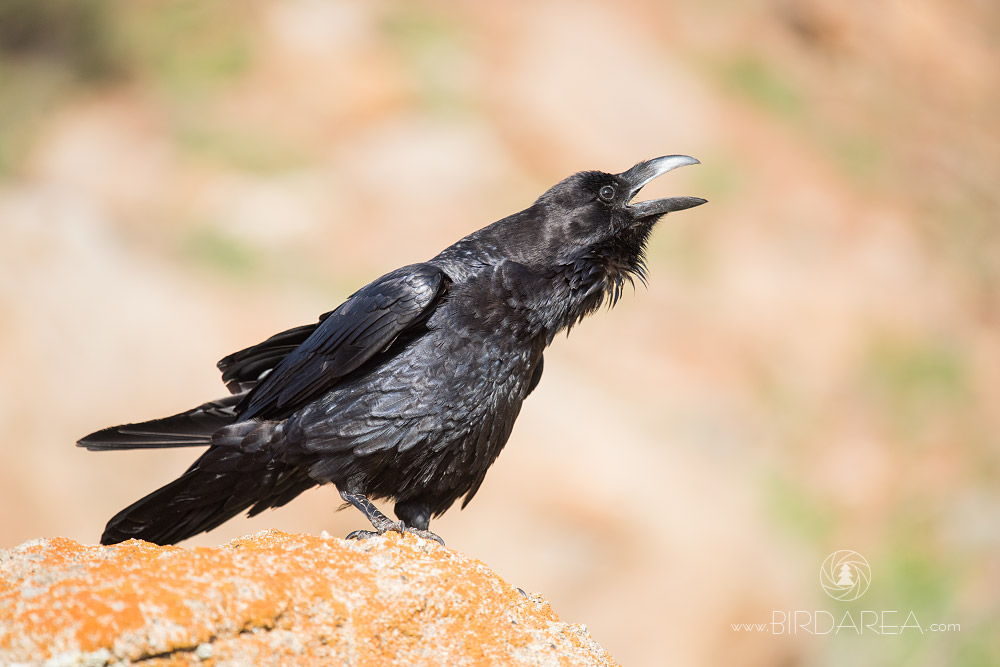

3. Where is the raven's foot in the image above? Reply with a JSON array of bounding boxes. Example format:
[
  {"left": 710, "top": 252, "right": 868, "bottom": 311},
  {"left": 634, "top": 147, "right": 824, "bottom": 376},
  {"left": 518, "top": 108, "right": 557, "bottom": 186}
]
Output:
[
  {"left": 345, "top": 523, "right": 445, "bottom": 545},
  {"left": 339, "top": 491, "right": 445, "bottom": 544},
  {"left": 345, "top": 528, "right": 388, "bottom": 540}
]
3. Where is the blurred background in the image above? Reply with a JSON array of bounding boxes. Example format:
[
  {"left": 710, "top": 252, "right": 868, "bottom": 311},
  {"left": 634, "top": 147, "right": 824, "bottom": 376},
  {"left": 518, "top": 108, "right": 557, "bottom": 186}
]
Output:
[{"left": 0, "top": 0, "right": 997, "bottom": 665}]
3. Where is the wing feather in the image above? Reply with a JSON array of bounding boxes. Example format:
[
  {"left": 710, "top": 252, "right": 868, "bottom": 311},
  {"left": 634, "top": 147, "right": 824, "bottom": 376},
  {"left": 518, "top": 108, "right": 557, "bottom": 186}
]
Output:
[
  {"left": 235, "top": 264, "right": 448, "bottom": 420},
  {"left": 217, "top": 314, "right": 333, "bottom": 394}
]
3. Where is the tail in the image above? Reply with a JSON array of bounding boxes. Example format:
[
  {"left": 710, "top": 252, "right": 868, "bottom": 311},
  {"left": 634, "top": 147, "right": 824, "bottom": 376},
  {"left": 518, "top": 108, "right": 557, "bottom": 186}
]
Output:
[
  {"left": 77, "top": 396, "right": 242, "bottom": 450},
  {"left": 100, "top": 421, "right": 316, "bottom": 545}
]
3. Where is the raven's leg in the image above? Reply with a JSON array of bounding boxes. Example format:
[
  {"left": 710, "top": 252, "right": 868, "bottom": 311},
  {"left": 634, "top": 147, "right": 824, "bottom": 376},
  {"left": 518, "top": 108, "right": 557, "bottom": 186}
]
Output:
[
  {"left": 340, "top": 492, "right": 444, "bottom": 544},
  {"left": 341, "top": 491, "right": 402, "bottom": 538},
  {"left": 395, "top": 500, "right": 445, "bottom": 545}
]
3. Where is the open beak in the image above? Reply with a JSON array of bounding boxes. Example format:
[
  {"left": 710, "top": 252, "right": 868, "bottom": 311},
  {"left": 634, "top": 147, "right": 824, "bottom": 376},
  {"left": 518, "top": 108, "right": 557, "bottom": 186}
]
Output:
[{"left": 620, "top": 155, "right": 707, "bottom": 218}]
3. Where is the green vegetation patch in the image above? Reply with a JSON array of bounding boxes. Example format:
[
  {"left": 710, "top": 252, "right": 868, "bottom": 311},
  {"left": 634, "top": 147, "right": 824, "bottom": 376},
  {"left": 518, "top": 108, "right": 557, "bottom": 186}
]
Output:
[
  {"left": 719, "top": 55, "right": 805, "bottom": 120},
  {"left": 860, "top": 335, "right": 970, "bottom": 438},
  {"left": 181, "top": 225, "right": 262, "bottom": 278},
  {"left": 763, "top": 473, "right": 835, "bottom": 544}
]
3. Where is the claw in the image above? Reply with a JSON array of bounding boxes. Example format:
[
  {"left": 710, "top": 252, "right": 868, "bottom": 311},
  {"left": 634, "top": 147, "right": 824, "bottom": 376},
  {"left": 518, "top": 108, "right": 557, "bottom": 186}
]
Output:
[
  {"left": 344, "top": 523, "right": 444, "bottom": 545},
  {"left": 403, "top": 526, "right": 445, "bottom": 545}
]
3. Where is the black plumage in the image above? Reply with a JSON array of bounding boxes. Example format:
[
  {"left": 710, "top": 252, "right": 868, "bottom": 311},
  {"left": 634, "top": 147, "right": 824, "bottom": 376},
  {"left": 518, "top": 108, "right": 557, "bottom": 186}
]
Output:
[{"left": 79, "top": 155, "right": 706, "bottom": 545}]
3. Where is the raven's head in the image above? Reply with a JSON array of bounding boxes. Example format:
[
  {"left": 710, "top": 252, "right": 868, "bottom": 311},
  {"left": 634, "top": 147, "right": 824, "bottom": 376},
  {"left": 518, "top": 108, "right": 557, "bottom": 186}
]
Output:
[
  {"left": 435, "top": 155, "right": 705, "bottom": 336},
  {"left": 529, "top": 155, "right": 705, "bottom": 303}
]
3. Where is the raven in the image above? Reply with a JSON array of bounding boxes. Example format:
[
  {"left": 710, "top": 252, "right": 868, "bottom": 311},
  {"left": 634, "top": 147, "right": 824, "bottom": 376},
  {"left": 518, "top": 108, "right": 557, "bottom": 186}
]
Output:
[{"left": 79, "top": 155, "right": 706, "bottom": 546}]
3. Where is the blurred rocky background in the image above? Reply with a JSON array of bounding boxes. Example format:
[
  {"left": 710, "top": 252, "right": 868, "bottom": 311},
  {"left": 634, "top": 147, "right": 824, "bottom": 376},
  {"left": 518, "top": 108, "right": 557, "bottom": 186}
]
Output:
[{"left": 0, "top": 1, "right": 996, "bottom": 665}]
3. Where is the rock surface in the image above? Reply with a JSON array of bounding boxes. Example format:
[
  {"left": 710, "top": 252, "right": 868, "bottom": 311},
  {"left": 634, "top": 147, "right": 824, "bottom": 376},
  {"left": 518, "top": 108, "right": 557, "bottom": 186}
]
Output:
[{"left": 0, "top": 530, "right": 617, "bottom": 667}]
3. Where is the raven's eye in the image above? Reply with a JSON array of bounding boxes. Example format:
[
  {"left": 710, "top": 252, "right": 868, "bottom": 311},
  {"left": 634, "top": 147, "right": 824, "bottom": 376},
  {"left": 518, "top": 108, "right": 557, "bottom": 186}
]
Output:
[{"left": 599, "top": 185, "right": 615, "bottom": 201}]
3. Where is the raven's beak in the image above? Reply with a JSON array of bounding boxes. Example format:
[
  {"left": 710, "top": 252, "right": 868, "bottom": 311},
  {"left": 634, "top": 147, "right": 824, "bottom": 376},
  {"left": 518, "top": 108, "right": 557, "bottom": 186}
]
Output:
[{"left": 620, "top": 155, "right": 707, "bottom": 218}]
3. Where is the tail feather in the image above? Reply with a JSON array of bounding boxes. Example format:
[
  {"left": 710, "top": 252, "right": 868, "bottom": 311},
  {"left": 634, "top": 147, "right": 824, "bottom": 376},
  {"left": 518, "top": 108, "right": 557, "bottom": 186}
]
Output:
[
  {"left": 101, "top": 469, "right": 236, "bottom": 545},
  {"left": 78, "top": 396, "right": 241, "bottom": 451},
  {"left": 101, "top": 442, "right": 316, "bottom": 545}
]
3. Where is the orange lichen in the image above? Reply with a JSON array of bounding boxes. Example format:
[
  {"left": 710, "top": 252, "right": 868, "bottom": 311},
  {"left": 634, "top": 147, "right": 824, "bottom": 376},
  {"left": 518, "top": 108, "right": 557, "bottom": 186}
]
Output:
[{"left": 0, "top": 530, "right": 618, "bottom": 666}]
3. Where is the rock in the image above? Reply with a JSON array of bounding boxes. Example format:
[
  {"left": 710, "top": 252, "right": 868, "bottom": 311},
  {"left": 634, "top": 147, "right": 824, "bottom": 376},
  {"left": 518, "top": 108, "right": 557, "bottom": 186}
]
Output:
[{"left": 0, "top": 530, "right": 618, "bottom": 667}]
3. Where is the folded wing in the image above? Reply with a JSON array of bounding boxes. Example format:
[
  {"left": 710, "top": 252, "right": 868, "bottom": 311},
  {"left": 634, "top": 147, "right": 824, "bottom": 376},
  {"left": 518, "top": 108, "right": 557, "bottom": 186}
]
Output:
[{"left": 234, "top": 264, "right": 449, "bottom": 421}]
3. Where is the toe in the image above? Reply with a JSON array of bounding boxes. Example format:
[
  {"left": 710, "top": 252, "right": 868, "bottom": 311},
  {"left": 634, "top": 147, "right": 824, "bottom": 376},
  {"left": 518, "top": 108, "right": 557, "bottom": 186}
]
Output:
[
  {"left": 345, "top": 529, "right": 379, "bottom": 540},
  {"left": 403, "top": 527, "right": 445, "bottom": 545}
]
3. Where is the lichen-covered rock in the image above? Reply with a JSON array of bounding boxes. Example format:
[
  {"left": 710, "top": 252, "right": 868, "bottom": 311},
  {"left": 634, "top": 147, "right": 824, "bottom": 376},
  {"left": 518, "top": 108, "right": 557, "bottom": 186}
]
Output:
[{"left": 0, "top": 530, "right": 617, "bottom": 667}]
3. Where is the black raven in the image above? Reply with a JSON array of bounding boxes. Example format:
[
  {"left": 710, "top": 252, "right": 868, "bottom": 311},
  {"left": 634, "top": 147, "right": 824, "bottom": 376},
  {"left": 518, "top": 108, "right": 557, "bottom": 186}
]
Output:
[{"left": 79, "top": 155, "right": 706, "bottom": 545}]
